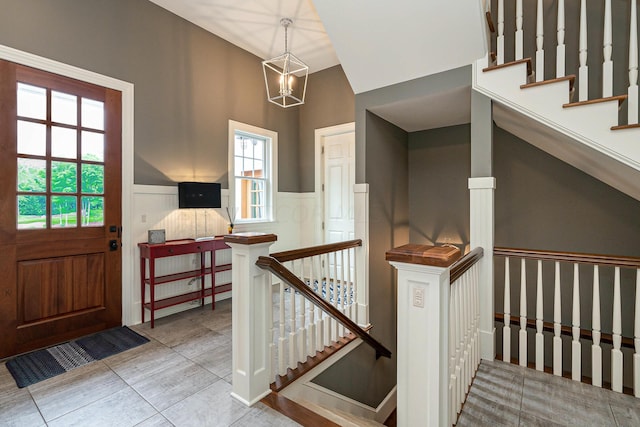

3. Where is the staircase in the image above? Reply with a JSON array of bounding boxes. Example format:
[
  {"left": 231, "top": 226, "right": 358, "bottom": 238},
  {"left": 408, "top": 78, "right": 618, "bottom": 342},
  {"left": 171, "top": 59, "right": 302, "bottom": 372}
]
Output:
[{"left": 473, "top": 0, "right": 640, "bottom": 201}]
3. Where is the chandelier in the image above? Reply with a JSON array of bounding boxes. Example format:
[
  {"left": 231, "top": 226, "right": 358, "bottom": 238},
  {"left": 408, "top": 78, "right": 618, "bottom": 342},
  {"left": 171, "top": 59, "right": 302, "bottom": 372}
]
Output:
[{"left": 262, "top": 18, "right": 309, "bottom": 108}]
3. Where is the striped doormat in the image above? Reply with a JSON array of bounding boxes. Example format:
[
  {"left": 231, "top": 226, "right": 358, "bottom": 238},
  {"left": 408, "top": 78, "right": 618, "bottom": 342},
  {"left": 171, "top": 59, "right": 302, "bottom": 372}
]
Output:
[{"left": 5, "top": 326, "right": 149, "bottom": 388}]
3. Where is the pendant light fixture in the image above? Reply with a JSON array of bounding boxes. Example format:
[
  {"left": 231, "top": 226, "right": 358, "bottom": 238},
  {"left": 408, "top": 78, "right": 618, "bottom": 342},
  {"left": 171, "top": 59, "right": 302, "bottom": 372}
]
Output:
[{"left": 262, "top": 18, "right": 309, "bottom": 108}]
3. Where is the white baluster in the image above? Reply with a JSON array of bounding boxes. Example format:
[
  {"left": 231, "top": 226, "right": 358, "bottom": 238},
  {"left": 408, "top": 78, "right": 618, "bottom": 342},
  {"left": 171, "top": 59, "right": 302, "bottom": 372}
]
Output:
[
  {"left": 449, "top": 281, "right": 456, "bottom": 423},
  {"left": 634, "top": 269, "right": 640, "bottom": 397},
  {"left": 352, "top": 247, "right": 358, "bottom": 322},
  {"left": 464, "top": 274, "right": 472, "bottom": 393},
  {"left": 572, "top": 263, "right": 581, "bottom": 381},
  {"left": 332, "top": 251, "right": 340, "bottom": 341},
  {"left": 497, "top": 0, "right": 505, "bottom": 65},
  {"left": 579, "top": 0, "right": 589, "bottom": 101},
  {"left": 553, "top": 261, "right": 562, "bottom": 376},
  {"left": 474, "top": 264, "right": 481, "bottom": 368},
  {"left": 629, "top": 0, "right": 639, "bottom": 124},
  {"left": 520, "top": 258, "right": 527, "bottom": 367},
  {"left": 278, "top": 281, "right": 286, "bottom": 375},
  {"left": 323, "top": 253, "right": 331, "bottom": 347},
  {"left": 315, "top": 256, "right": 324, "bottom": 352},
  {"left": 515, "top": 0, "right": 524, "bottom": 61},
  {"left": 503, "top": 257, "right": 511, "bottom": 362},
  {"left": 297, "top": 260, "right": 307, "bottom": 362},
  {"left": 307, "top": 257, "right": 316, "bottom": 357},
  {"left": 453, "top": 282, "right": 462, "bottom": 415},
  {"left": 612, "top": 266, "right": 623, "bottom": 392},
  {"left": 556, "top": 0, "right": 566, "bottom": 77},
  {"left": 535, "top": 260, "right": 544, "bottom": 371},
  {"left": 603, "top": 0, "right": 613, "bottom": 98},
  {"left": 457, "top": 278, "right": 465, "bottom": 412},
  {"left": 592, "top": 265, "right": 602, "bottom": 387},
  {"left": 536, "top": 0, "right": 544, "bottom": 82},
  {"left": 289, "top": 263, "right": 298, "bottom": 369}
]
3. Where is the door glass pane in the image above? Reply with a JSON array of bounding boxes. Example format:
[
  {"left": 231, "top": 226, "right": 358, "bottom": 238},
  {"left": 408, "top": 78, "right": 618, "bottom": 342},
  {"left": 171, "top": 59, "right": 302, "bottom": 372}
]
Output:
[
  {"left": 17, "top": 120, "right": 46, "bottom": 156},
  {"left": 17, "top": 195, "right": 47, "bottom": 229},
  {"left": 17, "top": 158, "right": 46, "bottom": 192},
  {"left": 51, "top": 195, "right": 77, "bottom": 228},
  {"left": 81, "top": 164, "right": 104, "bottom": 194},
  {"left": 17, "top": 83, "right": 46, "bottom": 120},
  {"left": 81, "top": 196, "right": 104, "bottom": 226},
  {"left": 51, "top": 161, "right": 77, "bottom": 193},
  {"left": 81, "top": 131, "right": 104, "bottom": 162},
  {"left": 51, "top": 91, "right": 77, "bottom": 125},
  {"left": 81, "top": 98, "right": 104, "bottom": 130},
  {"left": 51, "top": 126, "right": 77, "bottom": 159}
]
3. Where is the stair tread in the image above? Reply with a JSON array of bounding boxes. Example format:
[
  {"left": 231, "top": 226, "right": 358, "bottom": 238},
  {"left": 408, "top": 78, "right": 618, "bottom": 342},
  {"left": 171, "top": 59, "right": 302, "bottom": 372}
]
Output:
[
  {"left": 271, "top": 332, "right": 359, "bottom": 392},
  {"left": 563, "top": 94, "right": 627, "bottom": 108},
  {"left": 521, "top": 75, "right": 576, "bottom": 91},
  {"left": 261, "top": 393, "right": 341, "bottom": 427},
  {"left": 482, "top": 58, "right": 532, "bottom": 76},
  {"left": 611, "top": 123, "right": 640, "bottom": 131}
]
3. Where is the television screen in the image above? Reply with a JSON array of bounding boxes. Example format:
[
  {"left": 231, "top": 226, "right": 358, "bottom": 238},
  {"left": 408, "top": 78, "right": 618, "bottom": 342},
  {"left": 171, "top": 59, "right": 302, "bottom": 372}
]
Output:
[{"left": 178, "top": 182, "right": 221, "bottom": 208}]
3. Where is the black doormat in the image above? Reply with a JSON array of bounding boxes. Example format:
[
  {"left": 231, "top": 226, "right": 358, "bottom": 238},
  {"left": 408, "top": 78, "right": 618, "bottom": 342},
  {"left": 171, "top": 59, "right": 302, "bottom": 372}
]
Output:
[{"left": 5, "top": 326, "right": 149, "bottom": 388}]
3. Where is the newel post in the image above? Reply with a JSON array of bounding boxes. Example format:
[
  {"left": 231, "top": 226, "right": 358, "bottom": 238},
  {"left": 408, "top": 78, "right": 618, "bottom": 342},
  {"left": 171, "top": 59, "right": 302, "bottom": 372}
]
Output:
[
  {"left": 387, "top": 244, "right": 461, "bottom": 427},
  {"left": 224, "top": 232, "right": 278, "bottom": 406}
]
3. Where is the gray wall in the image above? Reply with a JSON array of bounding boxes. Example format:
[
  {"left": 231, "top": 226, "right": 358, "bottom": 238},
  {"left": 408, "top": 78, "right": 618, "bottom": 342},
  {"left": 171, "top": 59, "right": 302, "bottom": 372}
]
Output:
[
  {"left": 298, "top": 65, "right": 355, "bottom": 192},
  {"left": 0, "top": 0, "right": 302, "bottom": 188},
  {"left": 408, "top": 125, "right": 471, "bottom": 251}
]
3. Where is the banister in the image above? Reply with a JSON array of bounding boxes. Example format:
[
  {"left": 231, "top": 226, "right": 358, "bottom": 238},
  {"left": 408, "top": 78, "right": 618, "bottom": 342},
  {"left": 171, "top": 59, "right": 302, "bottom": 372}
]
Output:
[
  {"left": 256, "top": 255, "right": 392, "bottom": 359},
  {"left": 494, "top": 247, "right": 640, "bottom": 268},
  {"left": 270, "top": 239, "right": 362, "bottom": 263},
  {"left": 450, "top": 247, "right": 484, "bottom": 283}
]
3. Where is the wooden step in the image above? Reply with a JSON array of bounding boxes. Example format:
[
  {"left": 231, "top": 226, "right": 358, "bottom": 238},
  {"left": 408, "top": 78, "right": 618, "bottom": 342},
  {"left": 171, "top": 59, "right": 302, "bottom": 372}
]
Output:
[
  {"left": 521, "top": 75, "right": 576, "bottom": 91},
  {"left": 271, "top": 332, "right": 359, "bottom": 392},
  {"left": 261, "top": 392, "right": 340, "bottom": 427},
  {"left": 611, "top": 123, "right": 640, "bottom": 131},
  {"left": 483, "top": 58, "right": 532, "bottom": 76},
  {"left": 563, "top": 94, "right": 627, "bottom": 109}
]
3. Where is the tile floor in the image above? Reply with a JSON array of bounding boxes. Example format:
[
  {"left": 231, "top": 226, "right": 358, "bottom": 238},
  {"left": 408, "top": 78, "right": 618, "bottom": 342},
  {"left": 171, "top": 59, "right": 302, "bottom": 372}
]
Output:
[
  {"left": 0, "top": 299, "right": 300, "bottom": 427},
  {"left": 4, "top": 299, "right": 640, "bottom": 427},
  {"left": 457, "top": 359, "right": 640, "bottom": 426}
]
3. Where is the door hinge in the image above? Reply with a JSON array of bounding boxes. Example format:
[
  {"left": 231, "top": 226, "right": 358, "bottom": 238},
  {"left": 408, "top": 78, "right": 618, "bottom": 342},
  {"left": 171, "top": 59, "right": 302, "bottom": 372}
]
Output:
[
  {"left": 322, "top": 184, "right": 325, "bottom": 191},
  {"left": 321, "top": 145, "right": 325, "bottom": 154},
  {"left": 322, "top": 221, "right": 325, "bottom": 230}
]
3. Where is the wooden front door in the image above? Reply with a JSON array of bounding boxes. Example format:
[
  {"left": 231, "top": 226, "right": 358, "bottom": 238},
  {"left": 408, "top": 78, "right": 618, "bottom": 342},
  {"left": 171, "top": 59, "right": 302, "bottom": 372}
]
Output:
[{"left": 0, "top": 60, "right": 122, "bottom": 358}]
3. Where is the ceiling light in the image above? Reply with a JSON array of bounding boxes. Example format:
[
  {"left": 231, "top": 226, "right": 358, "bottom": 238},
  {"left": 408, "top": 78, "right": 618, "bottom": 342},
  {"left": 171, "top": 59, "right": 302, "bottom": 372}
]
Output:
[{"left": 262, "top": 18, "right": 308, "bottom": 108}]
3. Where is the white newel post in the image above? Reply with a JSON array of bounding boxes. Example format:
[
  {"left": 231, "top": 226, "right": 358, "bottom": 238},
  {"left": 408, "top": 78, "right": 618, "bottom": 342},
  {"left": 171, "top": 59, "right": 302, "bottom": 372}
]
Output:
[
  {"left": 225, "top": 233, "right": 278, "bottom": 406},
  {"left": 469, "top": 177, "right": 496, "bottom": 360},
  {"left": 387, "top": 244, "right": 461, "bottom": 427},
  {"left": 354, "top": 183, "right": 370, "bottom": 327}
]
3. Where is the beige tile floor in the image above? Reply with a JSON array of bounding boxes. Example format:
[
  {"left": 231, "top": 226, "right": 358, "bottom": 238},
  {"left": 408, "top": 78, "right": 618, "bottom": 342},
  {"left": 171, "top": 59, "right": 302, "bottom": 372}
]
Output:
[{"left": 0, "top": 299, "right": 300, "bottom": 427}]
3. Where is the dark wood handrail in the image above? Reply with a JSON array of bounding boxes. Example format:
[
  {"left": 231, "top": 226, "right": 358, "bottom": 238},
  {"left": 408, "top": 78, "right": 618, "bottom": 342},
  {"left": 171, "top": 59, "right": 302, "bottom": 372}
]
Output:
[
  {"left": 271, "top": 239, "right": 362, "bottom": 263},
  {"left": 494, "top": 247, "right": 640, "bottom": 269},
  {"left": 256, "top": 255, "right": 392, "bottom": 359},
  {"left": 450, "top": 247, "right": 484, "bottom": 283},
  {"left": 495, "top": 313, "right": 634, "bottom": 350}
]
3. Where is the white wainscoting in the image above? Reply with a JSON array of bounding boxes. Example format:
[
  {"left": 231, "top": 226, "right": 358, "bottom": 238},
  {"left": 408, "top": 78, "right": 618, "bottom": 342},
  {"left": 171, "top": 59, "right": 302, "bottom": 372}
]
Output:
[{"left": 128, "top": 185, "right": 317, "bottom": 325}]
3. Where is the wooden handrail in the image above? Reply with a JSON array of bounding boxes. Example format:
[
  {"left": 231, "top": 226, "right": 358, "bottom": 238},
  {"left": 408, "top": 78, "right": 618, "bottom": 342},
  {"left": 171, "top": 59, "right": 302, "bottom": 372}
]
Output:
[
  {"left": 450, "top": 247, "right": 484, "bottom": 283},
  {"left": 494, "top": 247, "right": 640, "bottom": 268},
  {"left": 495, "top": 313, "right": 634, "bottom": 350},
  {"left": 256, "top": 255, "right": 392, "bottom": 359},
  {"left": 271, "top": 239, "right": 362, "bottom": 263}
]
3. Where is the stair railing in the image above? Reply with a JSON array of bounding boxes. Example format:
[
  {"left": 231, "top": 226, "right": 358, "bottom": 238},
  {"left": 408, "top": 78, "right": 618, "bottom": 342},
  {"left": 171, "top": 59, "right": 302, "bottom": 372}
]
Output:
[
  {"left": 494, "top": 247, "right": 640, "bottom": 397},
  {"left": 387, "top": 244, "right": 484, "bottom": 427},
  {"left": 488, "top": 0, "right": 638, "bottom": 125},
  {"left": 257, "top": 239, "right": 391, "bottom": 388}
]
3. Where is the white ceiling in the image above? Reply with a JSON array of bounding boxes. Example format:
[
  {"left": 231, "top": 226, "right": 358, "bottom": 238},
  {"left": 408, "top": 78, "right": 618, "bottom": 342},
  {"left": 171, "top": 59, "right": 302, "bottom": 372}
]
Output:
[{"left": 148, "top": 0, "right": 339, "bottom": 73}]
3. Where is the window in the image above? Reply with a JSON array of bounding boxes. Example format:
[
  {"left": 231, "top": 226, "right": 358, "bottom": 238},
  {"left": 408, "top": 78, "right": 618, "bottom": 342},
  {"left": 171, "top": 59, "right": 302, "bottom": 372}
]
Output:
[
  {"left": 229, "top": 120, "right": 277, "bottom": 223},
  {"left": 16, "top": 82, "right": 105, "bottom": 230}
]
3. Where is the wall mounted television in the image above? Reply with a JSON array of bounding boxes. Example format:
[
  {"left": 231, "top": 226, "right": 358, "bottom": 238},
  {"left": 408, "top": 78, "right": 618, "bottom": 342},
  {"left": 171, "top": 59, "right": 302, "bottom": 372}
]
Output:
[{"left": 178, "top": 182, "right": 221, "bottom": 208}]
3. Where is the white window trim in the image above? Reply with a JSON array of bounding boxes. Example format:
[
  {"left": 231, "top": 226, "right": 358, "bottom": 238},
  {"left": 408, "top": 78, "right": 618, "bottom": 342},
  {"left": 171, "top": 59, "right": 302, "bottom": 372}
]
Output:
[{"left": 228, "top": 120, "right": 277, "bottom": 224}]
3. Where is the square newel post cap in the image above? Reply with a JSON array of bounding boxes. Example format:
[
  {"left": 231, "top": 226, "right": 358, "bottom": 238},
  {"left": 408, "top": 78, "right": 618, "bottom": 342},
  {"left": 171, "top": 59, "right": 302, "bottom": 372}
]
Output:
[
  {"left": 385, "top": 244, "right": 461, "bottom": 267},
  {"left": 224, "top": 232, "right": 278, "bottom": 245}
]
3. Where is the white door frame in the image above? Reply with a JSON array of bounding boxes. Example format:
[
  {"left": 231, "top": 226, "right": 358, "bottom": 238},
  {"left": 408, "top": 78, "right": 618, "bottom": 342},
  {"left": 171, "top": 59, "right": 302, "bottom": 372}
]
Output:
[
  {"left": 314, "top": 122, "right": 355, "bottom": 245},
  {"left": 0, "top": 44, "right": 136, "bottom": 325}
]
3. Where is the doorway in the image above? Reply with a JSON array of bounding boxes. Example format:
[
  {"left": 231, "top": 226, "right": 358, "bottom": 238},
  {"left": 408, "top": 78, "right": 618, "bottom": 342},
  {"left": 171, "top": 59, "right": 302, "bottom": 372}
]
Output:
[
  {"left": 0, "top": 47, "right": 134, "bottom": 358},
  {"left": 315, "top": 123, "right": 355, "bottom": 245}
]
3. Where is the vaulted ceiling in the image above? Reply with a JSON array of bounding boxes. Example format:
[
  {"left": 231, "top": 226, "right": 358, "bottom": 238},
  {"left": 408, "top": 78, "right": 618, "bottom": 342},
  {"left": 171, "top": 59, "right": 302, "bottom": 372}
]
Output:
[{"left": 148, "top": 0, "right": 488, "bottom": 130}]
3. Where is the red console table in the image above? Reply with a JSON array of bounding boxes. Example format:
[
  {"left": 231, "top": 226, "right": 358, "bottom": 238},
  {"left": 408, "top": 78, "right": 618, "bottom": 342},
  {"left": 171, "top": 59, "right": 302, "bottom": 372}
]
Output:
[{"left": 138, "top": 237, "right": 231, "bottom": 328}]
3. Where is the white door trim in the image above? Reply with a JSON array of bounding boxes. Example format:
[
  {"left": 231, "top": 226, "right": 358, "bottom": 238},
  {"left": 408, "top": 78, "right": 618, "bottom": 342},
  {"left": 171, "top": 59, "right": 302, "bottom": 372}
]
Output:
[
  {"left": 0, "top": 44, "right": 136, "bottom": 325},
  {"left": 314, "top": 122, "right": 355, "bottom": 245}
]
